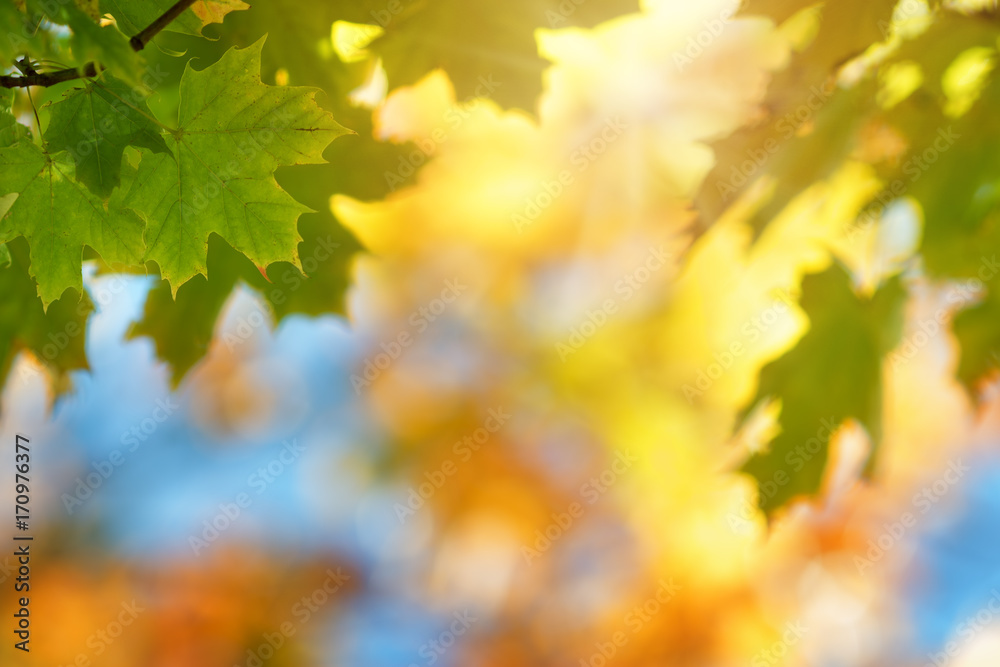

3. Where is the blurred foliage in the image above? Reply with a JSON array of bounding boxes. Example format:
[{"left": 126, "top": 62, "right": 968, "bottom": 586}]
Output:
[
  {"left": 7, "top": 4, "right": 1000, "bottom": 665},
  {"left": 0, "top": 238, "right": 92, "bottom": 394}
]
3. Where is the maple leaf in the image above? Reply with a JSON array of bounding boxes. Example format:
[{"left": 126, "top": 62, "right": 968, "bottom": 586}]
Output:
[
  {"left": 43, "top": 76, "right": 169, "bottom": 197},
  {"left": 122, "top": 37, "right": 351, "bottom": 293},
  {"left": 0, "top": 143, "right": 145, "bottom": 306}
]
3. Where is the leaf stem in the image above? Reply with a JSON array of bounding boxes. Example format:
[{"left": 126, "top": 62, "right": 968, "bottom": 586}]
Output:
[{"left": 0, "top": 0, "right": 200, "bottom": 89}]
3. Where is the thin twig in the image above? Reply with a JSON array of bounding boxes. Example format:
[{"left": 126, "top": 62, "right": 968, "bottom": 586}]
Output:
[
  {"left": 0, "top": 0, "right": 199, "bottom": 89},
  {"left": 130, "top": 0, "right": 200, "bottom": 51}
]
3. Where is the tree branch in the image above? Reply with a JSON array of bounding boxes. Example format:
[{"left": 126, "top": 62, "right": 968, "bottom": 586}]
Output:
[
  {"left": 130, "top": 0, "right": 201, "bottom": 51},
  {"left": 0, "top": 0, "right": 199, "bottom": 89},
  {"left": 0, "top": 63, "right": 99, "bottom": 88}
]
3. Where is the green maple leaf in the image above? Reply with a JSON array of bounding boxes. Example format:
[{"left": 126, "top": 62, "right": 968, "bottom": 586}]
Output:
[
  {"left": 740, "top": 266, "right": 906, "bottom": 515},
  {"left": 122, "top": 37, "right": 350, "bottom": 294},
  {"left": 0, "top": 143, "right": 145, "bottom": 306},
  {"left": 44, "top": 76, "right": 170, "bottom": 198}
]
